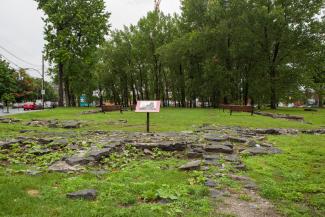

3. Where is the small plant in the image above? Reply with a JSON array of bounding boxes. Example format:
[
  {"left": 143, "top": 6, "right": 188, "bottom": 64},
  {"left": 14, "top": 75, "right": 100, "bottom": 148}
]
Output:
[
  {"left": 188, "top": 171, "right": 206, "bottom": 185},
  {"left": 239, "top": 194, "right": 252, "bottom": 201}
]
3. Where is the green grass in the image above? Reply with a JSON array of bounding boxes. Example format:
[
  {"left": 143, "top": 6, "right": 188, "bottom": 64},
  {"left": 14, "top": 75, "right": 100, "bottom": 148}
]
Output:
[
  {"left": 1, "top": 107, "right": 323, "bottom": 139},
  {"left": 0, "top": 159, "right": 212, "bottom": 217},
  {"left": 244, "top": 134, "right": 325, "bottom": 217},
  {"left": 0, "top": 108, "right": 324, "bottom": 217}
]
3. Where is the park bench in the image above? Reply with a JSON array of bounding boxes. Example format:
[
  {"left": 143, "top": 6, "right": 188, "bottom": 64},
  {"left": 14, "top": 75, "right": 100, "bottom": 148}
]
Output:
[
  {"left": 220, "top": 104, "right": 254, "bottom": 115},
  {"left": 101, "top": 105, "right": 136, "bottom": 113},
  {"left": 101, "top": 105, "right": 122, "bottom": 113}
]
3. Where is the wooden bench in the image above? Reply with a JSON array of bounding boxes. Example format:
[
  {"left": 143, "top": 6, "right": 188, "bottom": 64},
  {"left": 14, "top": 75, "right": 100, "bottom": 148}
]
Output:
[
  {"left": 101, "top": 105, "right": 122, "bottom": 113},
  {"left": 220, "top": 104, "right": 254, "bottom": 115}
]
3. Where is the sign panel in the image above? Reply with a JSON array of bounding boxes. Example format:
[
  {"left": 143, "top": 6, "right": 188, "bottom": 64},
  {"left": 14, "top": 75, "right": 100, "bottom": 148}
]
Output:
[
  {"left": 41, "top": 89, "right": 45, "bottom": 95},
  {"left": 135, "top": 101, "right": 161, "bottom": 113}
]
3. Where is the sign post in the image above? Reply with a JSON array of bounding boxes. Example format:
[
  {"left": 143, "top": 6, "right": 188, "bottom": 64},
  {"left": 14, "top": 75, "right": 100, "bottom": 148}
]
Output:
[
  {"left": 147, "top": 112, "right": 150, "bottom": 132},
  {"left": 135, "top": 101, "right": 161, "bottom": 133}
]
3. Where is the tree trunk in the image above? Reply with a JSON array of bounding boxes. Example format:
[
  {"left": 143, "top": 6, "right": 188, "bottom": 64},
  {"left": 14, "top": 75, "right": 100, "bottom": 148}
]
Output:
[
  {"left": 179, "top": 64, "right": 186, "bottom": 107},
  {"left": 270, "top": 72, "right": 277, "bottom": 109},
  {"left": 58, "top": 62, "right": 64, "bottom": 107},
  {"left": 65, "top": 79, "right": 71, "bottom": 107},
  {"left": 318, "top": 87, "right": 323, "bottom": 108}
]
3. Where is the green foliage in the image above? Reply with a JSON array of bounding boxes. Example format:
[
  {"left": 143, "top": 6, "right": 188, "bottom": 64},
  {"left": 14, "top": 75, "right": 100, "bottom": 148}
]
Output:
[
  {"left": 0, "top": 59, "right": 16, "bottom": 99},
  {"left": 96, "top": 0, "right": 324, "bottom": 109},
  {"left": 35, "top": 0, "right": 110, "bottom": 106}
]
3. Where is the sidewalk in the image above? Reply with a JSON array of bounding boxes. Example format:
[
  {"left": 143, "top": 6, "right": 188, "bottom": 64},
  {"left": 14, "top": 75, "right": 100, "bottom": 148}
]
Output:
[{"left": 0, "top": 108, "right": 42, "bottom": 116}]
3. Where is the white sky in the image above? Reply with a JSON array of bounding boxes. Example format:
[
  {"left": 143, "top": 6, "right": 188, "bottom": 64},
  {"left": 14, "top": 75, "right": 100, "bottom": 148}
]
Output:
[{"left": 0, "top": 0, "right": 181, "bottom": 79}]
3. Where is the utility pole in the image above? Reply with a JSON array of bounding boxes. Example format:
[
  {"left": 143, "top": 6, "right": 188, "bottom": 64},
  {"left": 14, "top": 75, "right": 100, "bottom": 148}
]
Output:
[
  {"left": 154, "top": 0, "right": 161, "bottom": 12},
  {"left": 42, "top": 55, "right": 45, "bottom": 109}
]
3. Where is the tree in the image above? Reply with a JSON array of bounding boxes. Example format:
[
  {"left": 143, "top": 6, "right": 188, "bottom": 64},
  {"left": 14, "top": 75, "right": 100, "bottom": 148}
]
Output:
[
  {"left": 0, "top": 59, "right": 16, "bottom": 101},
  {"left": 35, "top": 0, "right": 110, "bottom": 106},
  {"left": 96, "top": 0, "right": 324, "bottom": 110},
  {"left": 1, "top": 93, "right": 15, "bottom": 113}
]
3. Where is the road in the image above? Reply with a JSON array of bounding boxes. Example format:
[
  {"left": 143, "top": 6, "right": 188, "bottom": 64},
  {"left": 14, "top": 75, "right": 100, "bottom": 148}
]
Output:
[{"left": 0, "top": 108, "right": 42, "bottom": 116}]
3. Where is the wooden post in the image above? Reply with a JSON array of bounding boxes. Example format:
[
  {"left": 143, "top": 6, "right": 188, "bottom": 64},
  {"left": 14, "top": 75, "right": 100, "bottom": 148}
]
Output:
[{"left": 147, "top": 112, "right": 150, "bottom": 133}]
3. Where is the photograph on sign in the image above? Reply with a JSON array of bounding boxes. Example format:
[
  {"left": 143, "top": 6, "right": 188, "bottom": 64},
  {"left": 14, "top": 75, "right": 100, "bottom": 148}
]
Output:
[{"left": 135, "top": 101, "right": 161, "bottom": 113}]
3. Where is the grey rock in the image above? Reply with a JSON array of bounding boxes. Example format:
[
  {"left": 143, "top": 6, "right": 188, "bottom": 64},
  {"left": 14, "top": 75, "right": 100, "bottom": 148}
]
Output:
[
  {"left": 205, "top": 179, "right": 217, "bottom": 187},
  {"left": 205, "top": 144, "right": 233, "bottom": 154},
  {"left": 132, "top": 141, "right": 186, "bottom": 151},
  {"left": 222, "top": 142, "right": 234, "bottom": 148},
  {"left": 66, "top": 156, "right": 95, "bottom": 166},
  {"left": 204, "top": 159, "right": 221, "bottom": 166},
  {"left": 302, "top": 129, "right": 325, "bottom": 135},
  {"left": 244, "top": 181, "right": 258, "bottom": 190},
  {"left": 143, "top": 148, "right": 153, "bottom": 155},
  {"left": 26, "top": 170, "right": 42, "bottom": 176},
  {"left": 29, "top": 148, "right": 51, "bottom": 156},
  {"left": 67, "top": 189, "right": 97, "bottom": 200},
  {"left": 234, "top": 163, "right": 246, "bottom": 171},
  {"left": 228, "top": 174, "right": 250, "bottom": 181},
  {"left": 187, "top": 151, "right": 203, "bottom": 159},
  {"left": 62, "top": 121, "right": 81, "bottom": 129},
  {"left": 210, "top": 189, "right": 227, "bottom": 199},
  {"left": 48, "top": 161, "right": 79, "bottom": 173},
  {"left": 241, "top": 147, "right": 282, "bottom": 156},
  {"left": 204, "top": 134, "right": 229, "bottom": 142},
  {"left": 179, "top": 160, "right": 201, "bottom": 171},
  {"left": 228, "top": 136, "right": 247, "bottom": 143},
  {"left": 158, "top": 141, "right": 187, "bottom": 151},
  {"left": 88, "top": 148, "right": 112, "bottom": 161},
  {"left": 48, "top": 120, "right": 59, "bottom": 128},
  {"left": 223, "top": 155, "right": 239, "bottom": 162},
  {"left": 203, "top": 154, "right": 220, "bottom": 161},
  {"left": 50, "top": 139, "right": 69, "bottom": 149},
  {"left": 248, "top": 140, "right": 257, "bottom": 147},
  {"left": 254, "top": 128, "right": 282, "bottom": 135},
  {"left": 0, "top": 140, "right": 21, "bottom": 149},
  {"left": 36, "top": 138, "right": 54, "bottom": 145},
  {"left": 27, "top": 120, "right": 49, "bottom": 127}
]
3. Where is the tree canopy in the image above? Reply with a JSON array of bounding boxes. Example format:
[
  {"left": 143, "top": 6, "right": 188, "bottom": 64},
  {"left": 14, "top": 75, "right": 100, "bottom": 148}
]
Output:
[
  {"left": 35, "top": 0, "right": 110, "bottom": 106},
  {"left": 36, "top": 0, "right": 324, "bottom": 108},
  {"left": 94, "top": 0, "right": 324, "bottom": 108}
]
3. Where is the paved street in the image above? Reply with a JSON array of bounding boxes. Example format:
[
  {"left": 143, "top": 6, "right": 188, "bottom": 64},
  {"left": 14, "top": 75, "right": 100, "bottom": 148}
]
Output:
[{"left": 0, "top": 108, "right": 42, "bottom": 116}]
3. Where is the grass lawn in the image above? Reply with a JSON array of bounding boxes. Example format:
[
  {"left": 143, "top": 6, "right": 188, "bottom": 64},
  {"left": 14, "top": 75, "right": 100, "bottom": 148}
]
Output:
[
  {"left": 0, "top": 159, "right": 212, "bottom": 217},
  {"left": 0, "top": 108, "right": 324, "bottom": 217},
  {"left": 244, "top": 134, "right": 325, "bottom": 217},
  {"left": 1, "top": 107, "right": 324, "bottom": 138}
]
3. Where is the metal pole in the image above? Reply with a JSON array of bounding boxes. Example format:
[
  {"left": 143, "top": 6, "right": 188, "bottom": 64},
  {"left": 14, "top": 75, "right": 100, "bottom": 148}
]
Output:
[
  {"left": 146, "top": 112, "right": 150, "bottom": 133},
  {"left": 42, "top": 55, "right": 45, "bottom": 109}
]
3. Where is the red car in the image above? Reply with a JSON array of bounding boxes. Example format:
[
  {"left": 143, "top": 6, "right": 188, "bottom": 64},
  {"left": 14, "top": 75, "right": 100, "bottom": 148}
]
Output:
[{"left": 23, "top": 102, "right": 37, "bottom": 110}]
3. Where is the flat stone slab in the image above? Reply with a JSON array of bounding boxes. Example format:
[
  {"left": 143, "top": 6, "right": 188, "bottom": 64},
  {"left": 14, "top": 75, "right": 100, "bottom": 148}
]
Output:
[
  {"left": 62, "top": 121, "right": 81, "bottom": 129},
  {"left": 66, "top": 156, "right": 95, "bottom": 166},
  {"left": 0, "top": 140, "right": 21, "bottom": 149},
  {"left": 88, "top": 148, "right": 112, "bottom": 161},
  {"left": 179, "top": 160, "right": 201, "bottom": 171},
  {"left": 204, "top": 134, "right": 229, "bottom": 142},
  {"left": 241, "top": 147, "right": 282, "bottom": 156},
  {"left": 67, "top": 189, "right": 97, "bottom": 200},
  {"left": 205, "top": 144, "right": 233, "bottom": 154},
  {"left": 131, "top": 141, "right": 187, "bottom": 151},
  {"left": 48, "top": 161, "right": 80, "bottom": 173}
]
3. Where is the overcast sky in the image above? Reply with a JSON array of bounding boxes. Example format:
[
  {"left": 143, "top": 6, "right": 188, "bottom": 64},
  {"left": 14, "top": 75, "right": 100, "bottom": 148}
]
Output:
[{"left": 0, "top": 0, "right": 181, "bottom": 79}]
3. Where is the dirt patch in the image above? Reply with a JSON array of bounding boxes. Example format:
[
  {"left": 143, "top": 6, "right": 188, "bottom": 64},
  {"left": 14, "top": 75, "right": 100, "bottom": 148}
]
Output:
[
  {"left": 214, "top": 189, "right": 280, "bottom": 217},
  {"left": 26, "top": 189, "right": 40, "bottom": 197}
]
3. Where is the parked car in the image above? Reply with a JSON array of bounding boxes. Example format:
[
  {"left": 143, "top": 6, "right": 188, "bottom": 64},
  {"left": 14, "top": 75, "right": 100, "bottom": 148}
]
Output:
[{"left": 23, "top": 102, "right": 37, "bottom": 110}]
